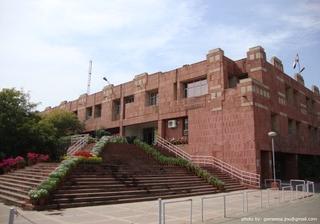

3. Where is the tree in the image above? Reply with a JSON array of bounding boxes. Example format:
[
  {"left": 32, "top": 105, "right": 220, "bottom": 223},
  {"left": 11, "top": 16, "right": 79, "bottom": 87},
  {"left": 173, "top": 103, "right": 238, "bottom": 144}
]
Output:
[
  {"left": 40, "top": 109, "right": 84, "bottom": 138},
  {"left": 0, "top": 88, "right": 84, "bottom": 159},
  {"left": 0, "top": 88, "right": 38, "bottom": 156}
]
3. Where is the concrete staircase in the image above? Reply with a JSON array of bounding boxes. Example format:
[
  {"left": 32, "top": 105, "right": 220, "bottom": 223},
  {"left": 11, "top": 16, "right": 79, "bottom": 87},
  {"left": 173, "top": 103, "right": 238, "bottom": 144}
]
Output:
[
  {"left": 156, "top": 145, "right": 247, "bottom": 192},
  {"left": 0, "top": 163, "right": 59, "bottom": 209},
  {"left": 44, "top": 144, "right": 220, "bottom": 209},
  {"left": 202, "top": 166, "right": 247, "bottom": 192}
]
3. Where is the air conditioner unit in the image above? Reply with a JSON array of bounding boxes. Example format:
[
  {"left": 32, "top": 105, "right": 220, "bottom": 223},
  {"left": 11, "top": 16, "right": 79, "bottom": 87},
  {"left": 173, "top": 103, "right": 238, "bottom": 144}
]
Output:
[{"left": 168, "top": 120, "right": 177, "bottom": 128}]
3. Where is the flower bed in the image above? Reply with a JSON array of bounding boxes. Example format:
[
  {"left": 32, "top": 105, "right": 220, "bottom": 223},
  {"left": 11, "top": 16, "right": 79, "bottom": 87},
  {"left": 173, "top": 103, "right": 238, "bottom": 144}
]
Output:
[
  {"left": 0, "top": 156, "right": 26, "bottom": 174},
  {"left": 27, "top": 152, "right": 49, "bottom": 165}
]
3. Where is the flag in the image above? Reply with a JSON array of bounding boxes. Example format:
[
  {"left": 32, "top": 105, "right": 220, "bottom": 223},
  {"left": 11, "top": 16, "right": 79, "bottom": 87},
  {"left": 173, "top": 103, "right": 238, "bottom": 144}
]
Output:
[{"left": 293, "top": 54, "right": 299, "bottom": 69}]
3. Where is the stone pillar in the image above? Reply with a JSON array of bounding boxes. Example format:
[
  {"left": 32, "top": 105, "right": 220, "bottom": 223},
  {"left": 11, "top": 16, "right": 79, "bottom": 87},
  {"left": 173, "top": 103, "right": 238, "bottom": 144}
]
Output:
[
  {"left": 157, "top": 119, "right": 165, "bottom": 138},
  {"left": 294, "top": 73, "right": 304, "bottom": 86},
  {"left": 270, "top": 56, "right": 283, "bottom": 72},
  {"left": 246, "top": 46, "right": 267, "bottom": 83},
  {"left": 206, "top": 48, "right": 226, "bottom": 111},
  {"left": 312, "top": 85, "right": 320, "bottom": 95}
]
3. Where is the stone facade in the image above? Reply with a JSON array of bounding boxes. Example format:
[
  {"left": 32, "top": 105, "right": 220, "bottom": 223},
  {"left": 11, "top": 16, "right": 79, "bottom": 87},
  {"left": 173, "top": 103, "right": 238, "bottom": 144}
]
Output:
[{"left": 47, "top": 46, "right": 320, "bottom": 179}]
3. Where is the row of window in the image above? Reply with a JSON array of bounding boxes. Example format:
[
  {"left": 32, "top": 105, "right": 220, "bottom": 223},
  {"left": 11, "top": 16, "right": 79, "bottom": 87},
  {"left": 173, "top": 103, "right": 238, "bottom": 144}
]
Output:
[
  {"left": 271, "top": 113, "right": 319, "bottom": 139},
  {"left": 285, "top": 85, "right": 316, "bottom": 112}
]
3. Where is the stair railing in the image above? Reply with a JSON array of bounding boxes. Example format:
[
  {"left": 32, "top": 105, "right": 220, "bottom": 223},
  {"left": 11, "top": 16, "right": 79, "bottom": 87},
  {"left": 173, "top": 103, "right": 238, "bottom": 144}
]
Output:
[
  {"left": 155, "top": 135, "right": 260, "bottom": 187},
  {"left": 67, "top": 134, "right": 89, "bottom": 156}
]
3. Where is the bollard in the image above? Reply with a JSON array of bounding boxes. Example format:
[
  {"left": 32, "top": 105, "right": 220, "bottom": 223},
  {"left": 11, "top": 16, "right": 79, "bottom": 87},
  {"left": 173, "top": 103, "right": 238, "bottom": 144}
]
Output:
[
  {"left": 159, "top": 198, "right": 162, "bottom": 224},
  {"left": 190, "top": 199, "right": 193, "bottom": 224},
  {"left": 8, "top": 208, "right": 16, "bottom": 224},
  {"left": 201, "top": 199, "right": 204, "bottom": 222},
  {"left": 267, "top": 189, "right": 270, "bottom": 207},
  {"left": 246, "top": 192, "right": 249, "bottom": 212},
  {"left": 223, "top": 195, "right": 226, "bottom": 218},
  {"left": 260, "top": 190, "right": 263, "bottom": 208},
  {"left": 243, "top": 191, "right": 245, "bottom": 212}
]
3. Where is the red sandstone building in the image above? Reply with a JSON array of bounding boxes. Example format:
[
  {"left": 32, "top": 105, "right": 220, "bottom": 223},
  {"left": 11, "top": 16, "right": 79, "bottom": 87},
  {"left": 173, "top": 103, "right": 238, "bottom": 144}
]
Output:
[{"left": 46, "top": 46, "right": 320, "bottom": 182}]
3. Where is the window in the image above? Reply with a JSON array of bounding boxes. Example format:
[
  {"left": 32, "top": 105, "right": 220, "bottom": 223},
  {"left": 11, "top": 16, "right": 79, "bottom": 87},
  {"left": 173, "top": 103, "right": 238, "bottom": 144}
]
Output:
[
  {"left": 124, "top": 95, "right": 134, "bottom": 104},
  {"left": 85, "top": 107, "right": 93, "bottom": 120},
  {"left": 285, "top": 85, "right": 292, "bottom": 103},
  {"left": 173, "top": 82, "right": 177, "bottom": 100},
  {"left": 146, "top": 90, "right": 158, "bottom": 106},
  {"left": 94, "top": 104, "right": 102, "bottom": 118},
  {"left": 293, "top": 89, "right": 298, "bottom": 106},
  {"left": 183, "top": 118, "right": 188, "bottom": 136},
  {"left": 288, "top": 118, "right": 295, "bottom": 135},
  {"left": 73, "top": 110, "right": 78, "bottom": 116},
  {"left": 228, "top": 76, "right": 238, "bottom": 88},
  {"left": 184, "top": 78, "right": 208, "bottom": 98},
  {"left": 228, "top": 73, "right": 248, "bottom": 88},
  {"left": 271, "top": 113, "right": 278, "bottom": 132},
  {"left": 314, "top": 127, "right": 319, "bottom": 143},
  {"left": 296, "top": 121, "right": 300, "bottom": 135},
  {"left": 306, "top": 97, "right": 314, "bottom": 112},
  {"left": 112, "top": 99, "right": 120, "bottom": 120}
]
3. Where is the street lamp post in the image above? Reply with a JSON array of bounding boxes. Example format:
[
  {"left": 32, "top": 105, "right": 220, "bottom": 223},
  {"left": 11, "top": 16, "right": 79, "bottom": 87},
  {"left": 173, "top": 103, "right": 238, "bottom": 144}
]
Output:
[{"left": 268, "top": 131, "right": 277, "bottom": 188}]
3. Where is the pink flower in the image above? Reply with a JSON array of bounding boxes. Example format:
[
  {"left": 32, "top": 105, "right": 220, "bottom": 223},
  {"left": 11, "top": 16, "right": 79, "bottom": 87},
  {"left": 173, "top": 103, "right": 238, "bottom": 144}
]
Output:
[
  {"left": 15, "top": 156, "right": 24, "bottom": 163},
  {"left": 27, "top": 152, "right": 39, "bottom": 161},
  {"left": 38, "top": 154, "right": 49, "bottom": 162}
]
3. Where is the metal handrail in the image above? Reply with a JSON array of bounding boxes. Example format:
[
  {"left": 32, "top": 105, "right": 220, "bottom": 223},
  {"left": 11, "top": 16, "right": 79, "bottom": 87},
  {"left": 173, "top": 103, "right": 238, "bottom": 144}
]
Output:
[
  {"left": 70, "top": 134, "right": 89, "bottom": 144},
  {"left": 155, "top": 135, "right": 260, "bottom": 187},
  {"left": 67, "top": 134, "right": 89, "bottom": 155}
]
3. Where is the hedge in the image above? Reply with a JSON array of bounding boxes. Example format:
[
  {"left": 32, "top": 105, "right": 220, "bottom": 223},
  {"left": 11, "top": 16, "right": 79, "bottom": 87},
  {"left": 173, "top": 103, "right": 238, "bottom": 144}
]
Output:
[{"left": 91, "top": 135, "right": 127, "bottom": 156}]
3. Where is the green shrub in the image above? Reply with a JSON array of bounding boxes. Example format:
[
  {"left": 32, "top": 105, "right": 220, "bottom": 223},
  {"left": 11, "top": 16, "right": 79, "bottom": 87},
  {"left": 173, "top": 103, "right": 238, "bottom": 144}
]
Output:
[
  {"left": 78, "top": 156, "right": 102, "bottom": 164},
  {"left": 95, "top": 129, "right": 111, "bottom": 139},
  {"left": 133, "top": 139, "right": 224, "bottom": 189},
  {"left": 28, "top": 188, "right": 48, "bottom": 200},
  {"left": 91, "top": 135, "right": 127, "bottom": 156}
]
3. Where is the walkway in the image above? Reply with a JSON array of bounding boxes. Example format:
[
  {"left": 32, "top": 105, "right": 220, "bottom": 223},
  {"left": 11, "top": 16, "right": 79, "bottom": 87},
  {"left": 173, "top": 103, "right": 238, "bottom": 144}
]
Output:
[{"left": 0, "top": 190, "right": 318, "bottom": 224}]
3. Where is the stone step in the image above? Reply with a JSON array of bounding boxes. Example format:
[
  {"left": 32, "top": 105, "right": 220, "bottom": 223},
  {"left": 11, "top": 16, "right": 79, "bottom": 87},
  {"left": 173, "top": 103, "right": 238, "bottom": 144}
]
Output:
[
  {"left": 0, "top": 184, "right": 29, "bottom": 195},
  {"left": 21, "top": 169, "right": 55, "bottom": 173},
  {"left": 0, "top": 194, "right": 28, "bottom": 208},
  {"left": 58, "top": 180, "right": 209, "bottom": 191},
  {"left": 53, "top": 185, "right": 217, "bottom": 199},
  {"left": 70, "top": 175, "right": 201, "bottom": 181},
  {"left": 0, "top": 177, "right": 41, "bottom": 187},
  {"left": 66, "top": 177, "right": 203, "bottom": 186},
  {"left": 45, "top": 190, "right": 217, "bottom": 210},
  {"left": 0, "top": 175, "right": 45, "bottom": 183},
  {"left": 0, "top": 189, "right": 29, "bottom": 201},
  {"left": 0, "top": 180, "right": 32, "bottom": 191},
  {"left": 8, "top": 172, "right": 49, "bottom": 180},
  {"left": 51, "top": 187, "right": 217, "bottom": 204}
]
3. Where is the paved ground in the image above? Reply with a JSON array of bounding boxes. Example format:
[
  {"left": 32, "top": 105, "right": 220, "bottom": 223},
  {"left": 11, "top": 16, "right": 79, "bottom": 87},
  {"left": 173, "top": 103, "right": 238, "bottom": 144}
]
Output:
[{"left": 0, "top": 190, "right": 318, "bottom": 224}]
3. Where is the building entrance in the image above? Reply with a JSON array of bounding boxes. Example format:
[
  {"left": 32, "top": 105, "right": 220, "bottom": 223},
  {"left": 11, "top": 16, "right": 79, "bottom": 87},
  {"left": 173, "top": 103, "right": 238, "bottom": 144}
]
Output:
[{"left": 143, "top": 127, "right": 155, "bottom": 145}]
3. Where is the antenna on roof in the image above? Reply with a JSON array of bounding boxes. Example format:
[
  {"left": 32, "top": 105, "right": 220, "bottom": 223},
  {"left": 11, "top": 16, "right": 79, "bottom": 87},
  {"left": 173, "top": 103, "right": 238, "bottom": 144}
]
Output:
[{"left": 87, "top": 60, "right": 92, "bottom": 94}]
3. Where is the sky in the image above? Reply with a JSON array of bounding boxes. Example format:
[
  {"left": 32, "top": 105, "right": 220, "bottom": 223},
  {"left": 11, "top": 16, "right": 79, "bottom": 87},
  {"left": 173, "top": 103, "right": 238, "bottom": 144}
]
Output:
[{"left": 0, "top": 0, "right": 320, "bottom": 110}]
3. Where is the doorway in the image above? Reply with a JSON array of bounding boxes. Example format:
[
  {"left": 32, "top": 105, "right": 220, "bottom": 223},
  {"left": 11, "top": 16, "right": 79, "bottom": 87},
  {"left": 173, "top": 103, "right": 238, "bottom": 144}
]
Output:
[{"left": 143, "top": 127, "right": 155, "bottom": 145}]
